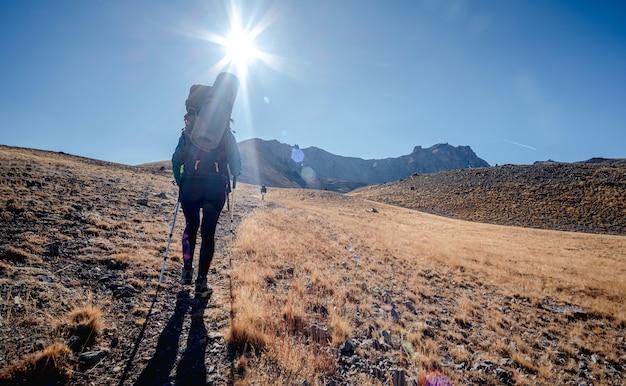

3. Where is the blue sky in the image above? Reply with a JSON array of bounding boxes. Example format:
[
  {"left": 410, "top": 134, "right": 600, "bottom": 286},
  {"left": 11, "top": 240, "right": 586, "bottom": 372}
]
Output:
[{"left": 1, "top": 0, "right": 625, "bottom": 166}]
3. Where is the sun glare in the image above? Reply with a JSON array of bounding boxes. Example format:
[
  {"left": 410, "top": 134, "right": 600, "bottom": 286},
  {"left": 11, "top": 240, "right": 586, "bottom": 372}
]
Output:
[
  {"left": 189, "top": 1, "right": 283, "bottom": 84},
  {"left": 223, "top": 29, "right": 261, "bottom": 72}
]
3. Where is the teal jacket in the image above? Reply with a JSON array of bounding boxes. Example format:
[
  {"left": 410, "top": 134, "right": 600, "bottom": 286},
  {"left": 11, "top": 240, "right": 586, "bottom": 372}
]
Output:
[{"left": 172, "top": 129, "right": 241, "bottom": 186}]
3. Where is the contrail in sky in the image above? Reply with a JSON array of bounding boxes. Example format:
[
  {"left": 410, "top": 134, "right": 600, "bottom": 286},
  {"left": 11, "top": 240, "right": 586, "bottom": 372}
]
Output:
[{"left": 501, "top": 139, "right": 537, "bottom": 150}]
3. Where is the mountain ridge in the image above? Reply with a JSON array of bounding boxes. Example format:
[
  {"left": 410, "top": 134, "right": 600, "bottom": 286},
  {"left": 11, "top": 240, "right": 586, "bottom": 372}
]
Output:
[{"left": 236, "top": 138, "right": 490, "bottom": 192}]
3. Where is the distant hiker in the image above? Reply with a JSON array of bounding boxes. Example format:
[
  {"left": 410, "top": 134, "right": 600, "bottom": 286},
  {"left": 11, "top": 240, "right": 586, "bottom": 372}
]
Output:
[
  {"left": 172, "top": 77, "right": 241, "bottom": 300},
  {"left": 260, "top": 184, "right": 266, "bottom": 200}
]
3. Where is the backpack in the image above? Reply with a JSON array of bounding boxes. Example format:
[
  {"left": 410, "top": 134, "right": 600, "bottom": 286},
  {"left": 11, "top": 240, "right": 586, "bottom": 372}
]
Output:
[
  {"left": 181, "top": 129, "right": 231, "bottom": 180},
  {"left": 185, "top": 84, "right": 212, "bottom": 115},
  {"left": 185, "top": 72, "right": 239, "bottom": 152}
]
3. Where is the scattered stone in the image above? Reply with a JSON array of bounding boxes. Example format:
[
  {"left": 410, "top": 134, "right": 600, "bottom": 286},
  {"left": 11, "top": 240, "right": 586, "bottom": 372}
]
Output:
[
  {"left": 47, "top": 243, "right": 60, "bottom": 256},
  {"left": 381, "top": 330, "right": 393, "bottom": 347},
  {"left": 114, "top": 284, "right": 137, "bottom": 298},
  {"left": 66, "top": 335, "right": 83, "bottom": 352},
  {"left": 207, "top": 332, "right": 224, "bottom": 340},
  {"left": 390, "top": 307, "right": 400, "bottom": 323},
  {"left": 340, "top": 339, "right": 355, "bottom": 356},
  {"left": 78, "top": 350, "right": 109, "bottom": 367}
]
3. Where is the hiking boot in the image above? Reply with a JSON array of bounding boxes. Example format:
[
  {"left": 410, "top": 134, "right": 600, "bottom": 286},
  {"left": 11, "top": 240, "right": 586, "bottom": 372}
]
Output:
[
  {"left": 180, "top": 264, "right": 193, "bottom": 285},
  {"left": 194, "top": 276, "right": 212, "bottom": 299}
]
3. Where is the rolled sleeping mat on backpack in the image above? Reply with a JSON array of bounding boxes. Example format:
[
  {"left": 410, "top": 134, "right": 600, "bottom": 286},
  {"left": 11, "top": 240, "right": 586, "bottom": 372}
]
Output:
[{"left": 190, "top": 72, "right": 240, "bottom": 151}]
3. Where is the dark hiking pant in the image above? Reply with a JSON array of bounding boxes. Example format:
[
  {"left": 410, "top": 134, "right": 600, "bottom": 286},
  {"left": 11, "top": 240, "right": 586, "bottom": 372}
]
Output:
[{"left": 179, "top": 176, "right": 227, "bottom": 278}]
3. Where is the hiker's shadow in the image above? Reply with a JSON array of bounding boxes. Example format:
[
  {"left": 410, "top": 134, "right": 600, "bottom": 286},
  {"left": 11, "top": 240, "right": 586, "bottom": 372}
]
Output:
[
  {"left": 175, "top": 299, "right": 209, "bottom": 385},
  {"left": 133, "top": 290, "right": 208, "bottom": 386}
]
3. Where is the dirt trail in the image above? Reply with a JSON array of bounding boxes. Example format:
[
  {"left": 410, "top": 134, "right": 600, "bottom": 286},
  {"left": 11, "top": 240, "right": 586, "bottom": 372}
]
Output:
[{"left": 114, "top": 185, "right": 261, "bottom": 386}]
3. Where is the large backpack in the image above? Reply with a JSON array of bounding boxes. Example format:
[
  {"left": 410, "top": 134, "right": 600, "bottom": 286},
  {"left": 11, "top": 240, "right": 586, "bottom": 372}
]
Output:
[
  {"left": 179, "top": 73, "right": 239, "bottom": 192},
  {"left": 185, "top": 72, "right": 239, "bottom": 152}
]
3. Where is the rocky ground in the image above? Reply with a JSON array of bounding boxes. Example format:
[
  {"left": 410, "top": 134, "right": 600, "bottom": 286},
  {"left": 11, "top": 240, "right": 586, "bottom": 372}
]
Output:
[
  {"left": 351, "top": 161, "right": 626, "bottom": 235},
  {"left": 1, "top": 145, "right": 625, "bottom": 385},
  {"left": 0, "top": 146, "right": 260, "bottom": 385}
]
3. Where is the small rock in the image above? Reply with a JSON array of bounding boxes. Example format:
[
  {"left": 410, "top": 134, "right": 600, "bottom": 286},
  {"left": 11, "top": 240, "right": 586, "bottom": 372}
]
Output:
[
  {"left": 48, "top": 243, "right": 60, "bottom": 256},
  {"left": 360, "top": 339, "right": 373, "bottom": 350},
  {"left": 33, "top": 340, "right": 46, "bottom": 351},
  {"left": 78, "top": 350, "right": 109, "bottom": 367},
  {"left": 381, "top": 330, "right": 393, "bottom": 347},
  {"left": 66, "top": 335, "right": 82, "bottom": 351},
  {"left": 390, "top": 307, "right": 400, "bottom": 323},
  {"left": 496, "top": 367, "right": 513, "bottom": 386},
  {"left": 208, "top": 332, "right": 224, "bottom": 340},
  {"left": 340, "top": 340, "right": 355, "bottom": 356},
  {"left": 114, "top": 284, "right": 136, "bottom": 298}
]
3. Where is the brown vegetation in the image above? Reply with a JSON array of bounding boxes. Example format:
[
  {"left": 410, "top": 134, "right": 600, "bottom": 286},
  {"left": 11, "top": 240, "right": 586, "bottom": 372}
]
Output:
[
  {"left": 228, "top": 188, "right": 625, "bottom": 385},
  {"left": 1, "top": 144, "right": 625, "bottom": 385}
]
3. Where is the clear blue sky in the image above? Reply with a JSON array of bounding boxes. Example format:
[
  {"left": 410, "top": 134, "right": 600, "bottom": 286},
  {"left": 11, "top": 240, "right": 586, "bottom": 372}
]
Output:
[{"left": 1, "top": 0, "right": 625, "bottom": 166}]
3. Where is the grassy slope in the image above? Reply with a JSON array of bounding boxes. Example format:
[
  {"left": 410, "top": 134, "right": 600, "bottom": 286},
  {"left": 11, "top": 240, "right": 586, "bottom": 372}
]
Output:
[
  {"left": 230, "top": 188, "right": 625, "bottom": 385},
  {"left": 1, "top": 145, "right": 625, "bottom": 385}
]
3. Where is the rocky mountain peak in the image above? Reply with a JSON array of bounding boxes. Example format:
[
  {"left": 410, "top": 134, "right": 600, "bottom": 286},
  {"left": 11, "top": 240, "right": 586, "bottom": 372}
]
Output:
[{"left": 238, "top": 139, "right": 489, "bottom": 192}]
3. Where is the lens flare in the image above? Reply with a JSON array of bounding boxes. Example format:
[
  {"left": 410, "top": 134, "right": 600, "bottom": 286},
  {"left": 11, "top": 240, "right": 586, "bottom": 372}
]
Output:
[
  {"left": 291, "top": 148, "right": 305, "bottom": 163},
  {"left": 300, "top": 166, "right": 316, "bottom": 184}
]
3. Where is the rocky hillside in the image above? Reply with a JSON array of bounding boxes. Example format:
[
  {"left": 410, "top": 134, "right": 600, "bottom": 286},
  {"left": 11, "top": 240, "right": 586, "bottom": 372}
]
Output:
[
  {"left": 236, "top": 139, "right": 489, "bottom": 192},
  {"left": 1, "top": 144, "right": 625, "bottom": 385},
  {"left": 0, "top": 145, "right": 262, "bottom": 385},
  {"left": 351, "top": 162, "right": 626, "bottom": 235}
]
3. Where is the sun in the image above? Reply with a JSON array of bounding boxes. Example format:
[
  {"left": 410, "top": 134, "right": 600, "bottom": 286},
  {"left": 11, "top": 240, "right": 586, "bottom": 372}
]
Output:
[
  {"left": 188, "top": 1, "right": 282, "bottom": 83},
  {"left": 223, "top": 29, "right": 261, "bottom": 71}
]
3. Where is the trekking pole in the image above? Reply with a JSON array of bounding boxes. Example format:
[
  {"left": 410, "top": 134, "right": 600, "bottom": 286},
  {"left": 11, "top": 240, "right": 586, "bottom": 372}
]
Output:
[
  {"left": 230, "top": 177, "right": 236, "bottom": 232},
  {"left": 118, "top": 198, "right": 180, "bottom": 386},
  {"left": 158, "top": 199, "right": 180, "bottom": 286},
  {"left": 229, "top": 177, "right": 236, "bottom": 320}
]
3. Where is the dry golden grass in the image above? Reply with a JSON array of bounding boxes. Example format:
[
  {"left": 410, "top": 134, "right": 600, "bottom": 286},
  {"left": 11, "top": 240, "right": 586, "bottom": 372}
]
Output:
[
  {"left": 0, "top": 341, "right": 73, "bottom": 384},
  {"left": 2, "top": 145, "right": 624, "bottom": 385},
  {"left": 0, "top": 297, "right": 103, "bottom": 384},
  {"left": 56, "top": 299, "right": 104, "bottom": 351},
  {"left": 227, "top": 187, "right": 626, "bottom": 385}
]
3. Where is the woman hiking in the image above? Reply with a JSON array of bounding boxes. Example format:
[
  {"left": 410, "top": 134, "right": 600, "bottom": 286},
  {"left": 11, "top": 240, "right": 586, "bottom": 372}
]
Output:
[{"left": 172, "top": 106, "right": 241, "bottom": 300}]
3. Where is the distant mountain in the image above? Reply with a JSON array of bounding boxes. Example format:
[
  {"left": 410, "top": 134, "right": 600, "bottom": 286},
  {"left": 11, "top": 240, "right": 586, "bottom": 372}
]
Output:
[
  {"left": 237, "top": 139, "right": 489, "bottom": 192},
  {"left": 534, "top": 158, "right": 626, "bottom": 165},
  {"left": 580, "top": 157, "right": 626, "bottom": 165}
]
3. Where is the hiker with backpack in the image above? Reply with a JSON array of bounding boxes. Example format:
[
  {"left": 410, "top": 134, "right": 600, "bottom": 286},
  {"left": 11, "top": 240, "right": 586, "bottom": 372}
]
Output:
[{"left": 171, "top": 74, "right": 241, "bottom": 300}]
